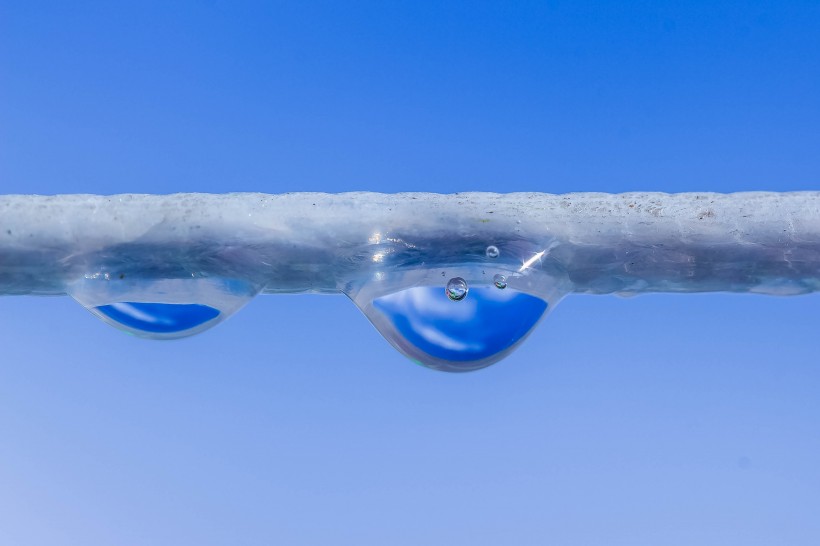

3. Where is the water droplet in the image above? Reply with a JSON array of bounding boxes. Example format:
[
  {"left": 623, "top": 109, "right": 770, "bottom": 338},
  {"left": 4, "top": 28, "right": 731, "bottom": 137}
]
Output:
[
  {"left": 362, "top": 285, "right": 548, "bottom": 372},
  {"left": 493, "top": 274, "right": 507, "bottom": 289},
  {"left": 94, "top": 302, "right": 220, "bottom": 335},
  {"left": 446, "top": 277, "right": 468, "bottom": 301},
  {"left": 485, "top": 245, "right": 500, "bottom": 258},
  {"left": 69, "top": 276, "right": 258, "bottom": 339}
]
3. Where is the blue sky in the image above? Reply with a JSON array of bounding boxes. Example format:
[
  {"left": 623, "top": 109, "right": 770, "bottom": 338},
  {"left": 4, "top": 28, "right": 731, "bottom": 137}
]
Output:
[{"left": 2, "top": 1, "right": 820, "bottom": 544}]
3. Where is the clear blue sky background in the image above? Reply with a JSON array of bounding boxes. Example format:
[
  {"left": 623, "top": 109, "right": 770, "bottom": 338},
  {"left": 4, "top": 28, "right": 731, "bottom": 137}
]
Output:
[{"left": 2, "top": 1, "right": 820, "bottom": 544}]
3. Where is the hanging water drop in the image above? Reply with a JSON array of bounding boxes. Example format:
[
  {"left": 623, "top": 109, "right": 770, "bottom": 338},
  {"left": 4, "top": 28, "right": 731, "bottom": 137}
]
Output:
[
  {"left": 485, "top": 245, "right": 500, "bottom": 258},
  {"left": 355, "top": 284, "right": 549, "bottom": 372},
  {"left": 94, "top": 302, "right": 221, "bottom": 335},
  {"left": 69, "top": 275, "right": 259, "bottom": 339},
  {"left": 446, "top": 277, "right": 468, "bottom": 301},
  {"left": 493, "top": 274, "right": 507, "bottom": 289}
]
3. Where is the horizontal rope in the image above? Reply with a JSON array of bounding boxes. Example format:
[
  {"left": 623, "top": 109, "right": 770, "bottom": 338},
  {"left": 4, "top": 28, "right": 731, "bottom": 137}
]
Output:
[{"left": 2, "top": 192, "right": 819, "bottom": 296}]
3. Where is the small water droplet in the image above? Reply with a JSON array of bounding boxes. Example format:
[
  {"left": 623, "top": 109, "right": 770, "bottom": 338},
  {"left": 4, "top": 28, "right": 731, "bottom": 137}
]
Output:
[
  {"left": 485, "top": 245, "right": 500, "bottom": 258},
  {"left": 95, "top": 302, "right": 220, "bottom": 335},
  {"left": 493, "top": 274, "right": 507, "bottom": 289},
  {"left": 69, "top": 275, "right": 258, "bottom": 339},
  {"left": 446, "top": 277, "right": 468, "bottom": 301}
]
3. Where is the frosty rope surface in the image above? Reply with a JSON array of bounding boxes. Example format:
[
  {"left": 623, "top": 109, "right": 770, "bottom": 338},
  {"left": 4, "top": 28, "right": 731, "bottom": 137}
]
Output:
[{"left": 2, "top": 192, "right": 819, "bottom": 296}]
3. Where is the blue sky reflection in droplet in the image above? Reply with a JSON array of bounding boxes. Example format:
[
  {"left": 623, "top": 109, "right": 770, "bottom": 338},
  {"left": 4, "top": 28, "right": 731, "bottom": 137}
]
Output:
[
  {"left": 372, "top": 286, "right": 547, "bottom": 369},
  {"left": 94, "top": 302, "right": 220, "bottom": 337}
]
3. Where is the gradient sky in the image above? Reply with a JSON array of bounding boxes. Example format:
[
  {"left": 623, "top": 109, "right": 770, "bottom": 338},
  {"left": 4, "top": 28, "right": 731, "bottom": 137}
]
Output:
[{"left": 2, "top": 1, "right": 820, "bottom": 544}]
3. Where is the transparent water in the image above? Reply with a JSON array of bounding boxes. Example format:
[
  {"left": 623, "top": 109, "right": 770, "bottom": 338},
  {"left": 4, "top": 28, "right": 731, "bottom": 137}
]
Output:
[
  {"left": 94, "top": 303, "right": 221, "bottom": 336},
  {"left": 69, "top": 275, "right": 259, "bottom": 340},
  {"left": 445, "top": 277, "right": 469, "bottom": 301},
  {"left": 366, "top": 285, "right": 548, "bottom": 372}
]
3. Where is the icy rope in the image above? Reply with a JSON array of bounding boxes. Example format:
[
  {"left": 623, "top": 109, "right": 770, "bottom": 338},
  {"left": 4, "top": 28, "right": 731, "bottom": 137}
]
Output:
[{"left": 2, "top": 192, "right": 819, "bottom": 371}]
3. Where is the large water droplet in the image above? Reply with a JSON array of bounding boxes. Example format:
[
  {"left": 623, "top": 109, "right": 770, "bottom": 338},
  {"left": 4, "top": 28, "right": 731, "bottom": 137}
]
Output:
[
  {"left": 446, "top": 277, "right": 468, "bottom": 301},
  {"left": 69, "top": 275, "right": 258, "bottom": 339},
  {"left": 359, "top": 285, "right": 548, "bottom": 372},
  {"left": 485, "top": 245, "right": 500, "bottom": 259},
  {"left": 493, "top": 274, "right": 507, "bottom": 289}
]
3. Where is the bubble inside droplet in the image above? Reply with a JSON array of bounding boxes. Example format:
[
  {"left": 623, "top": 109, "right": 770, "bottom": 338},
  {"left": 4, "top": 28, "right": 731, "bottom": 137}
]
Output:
[
  {"left": 446, "top": 277, "right": 468, "bottom": 301},
  {"left": 485, "top": 245, "right": 500, "bottom": 258},
  {"left": 493, "top": 274, "right": 507, "bottom": 289},
  {"left": 70, "top": 276, "right": 258, "bottom": 339},
  {"left": 366, "top": 285, "right": 548, "bottom": 372}
]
